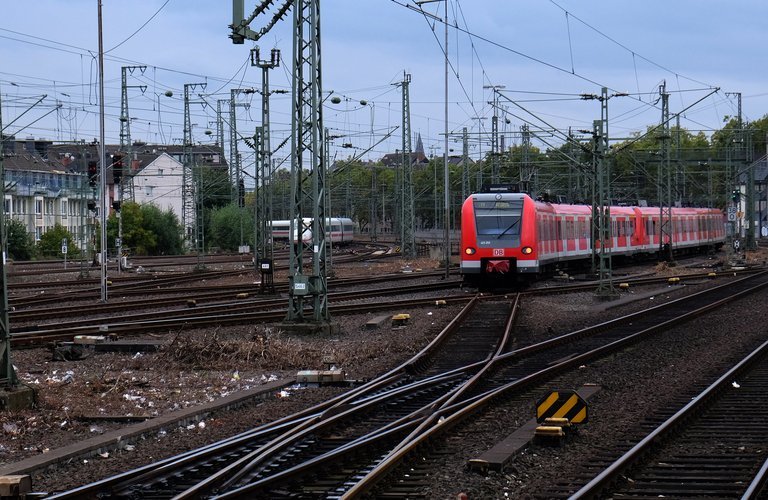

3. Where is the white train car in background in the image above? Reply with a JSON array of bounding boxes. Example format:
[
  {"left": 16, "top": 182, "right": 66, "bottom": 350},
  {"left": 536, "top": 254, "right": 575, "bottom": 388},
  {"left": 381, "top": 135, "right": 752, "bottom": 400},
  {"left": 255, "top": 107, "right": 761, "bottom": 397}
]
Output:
[{"left": 270, "top": 217, "right": 356, "bottom": 244}]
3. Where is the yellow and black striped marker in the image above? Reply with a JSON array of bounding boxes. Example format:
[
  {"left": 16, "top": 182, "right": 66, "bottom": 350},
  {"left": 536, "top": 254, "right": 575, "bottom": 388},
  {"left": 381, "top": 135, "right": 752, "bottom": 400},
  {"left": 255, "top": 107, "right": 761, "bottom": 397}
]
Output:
[{"left": 536, "top": 389, "right": 588, "bottom": 424}]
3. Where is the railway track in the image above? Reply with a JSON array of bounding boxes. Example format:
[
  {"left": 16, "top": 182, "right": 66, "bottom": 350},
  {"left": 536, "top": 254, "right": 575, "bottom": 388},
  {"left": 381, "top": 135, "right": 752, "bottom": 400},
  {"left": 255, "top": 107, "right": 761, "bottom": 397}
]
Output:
[
  {"left": 13, "top": 273, "right": 766, "bottom": 498},
  {"left": 8, "top": 246, "right": 400, "bottom": 308},
  {"left": 567, "top": 338, "right": 768, "bottom": 499},
  {"left": 344, "top": 270, "right": 768, "bottom": 498},
  {"left": 9, "top": 270, "right": 457, "bottom": 322},
  {"left": 47, "top": 297, "right": 518, "bottom": 498},
  {"left": 46, "top": 272, "right": 768, "bottom": 497},
  {"left": 10, "top": 278, "right": 466, "bottom": 346}
]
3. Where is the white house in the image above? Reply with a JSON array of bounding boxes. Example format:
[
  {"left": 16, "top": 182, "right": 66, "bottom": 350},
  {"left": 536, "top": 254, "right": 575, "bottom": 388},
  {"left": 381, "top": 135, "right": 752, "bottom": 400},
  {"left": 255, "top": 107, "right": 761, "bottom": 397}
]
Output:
[{"left": 131, "top": 152, "right": 184, "bottom": 221}]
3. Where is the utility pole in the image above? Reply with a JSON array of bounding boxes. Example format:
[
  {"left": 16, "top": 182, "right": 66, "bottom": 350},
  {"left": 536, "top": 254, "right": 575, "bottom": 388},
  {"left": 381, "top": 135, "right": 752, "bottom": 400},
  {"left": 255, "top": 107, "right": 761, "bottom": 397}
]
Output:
[
  {"left": 285, "top": 0, "right": 330, "bottom": 326},
  {"left": 728, "top": 90, "right": 759, "bottom": 251},
  {"left": 229, "top": 88, "right": 253, "bottom": 207},
  {"left": 0, "top": 88, "right": 17, "bottom": 398},
  {"left": 98, "top": 1, "right": 108, "bottom": 302},
  {"left": 183, "top": 82, "right": 207, "bottom": 270},
  {"left": 461, "top": 127, "right": 469, "bottom": 201},
  {"left": 231, "top": 0, "right": 332, "bottom": 329},
  {"left": 252, "top": 47, "right": 281, "bottom": 291},
  {"left": 118, "top": 65, "right": 147, "bottom": 273},
  {"left": 396, "top": 72, "right": 416, "bottom": 258},
  {"left": 746, "top": 127, "right": 756, "bottom": 250},
  {"left": 216, "top": 99, "right": 228, "bottom": 151},
  {"left": 657, "top": 82, "right": 674, "bottom": 263},
  {"left": 484, "top": 85, "right": 505, "bottom": 184},
  {"left": 119, "top": 65, "right": 147, "bottom": 203},
  {"left": 521, "top": 124, "right": 532, "bottom": 194},
  {"left": 590, "top": 87, "right": 617, "bottom": 299}
]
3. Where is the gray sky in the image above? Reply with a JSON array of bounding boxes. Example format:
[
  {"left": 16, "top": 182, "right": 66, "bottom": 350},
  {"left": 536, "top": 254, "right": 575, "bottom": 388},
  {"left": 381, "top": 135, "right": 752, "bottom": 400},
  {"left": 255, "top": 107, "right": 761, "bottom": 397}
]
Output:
[{"left": 1, "top": 0, "right": 765, "bottom": 163}]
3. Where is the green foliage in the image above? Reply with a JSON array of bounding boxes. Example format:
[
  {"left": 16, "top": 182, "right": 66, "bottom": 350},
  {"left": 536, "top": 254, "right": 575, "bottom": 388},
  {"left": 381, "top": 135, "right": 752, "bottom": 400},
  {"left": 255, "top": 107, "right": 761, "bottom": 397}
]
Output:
[
  {"left": 106, "top": 202, "right": 182, "bottom": 256},
  {"left": 37, "top": 224, "right": 79, "bottom": 258},
  {"left": 208, "top": 203, "right": 254, "bottom": 251},
  {"left": 141, "top": 204, "right": 183, "bottom": 255},
  {"left": 5, "top": 218, "right": 36, "bottom": 260},
  {"left": 200, "top": 166, "right": 233, "bottom": 210}
]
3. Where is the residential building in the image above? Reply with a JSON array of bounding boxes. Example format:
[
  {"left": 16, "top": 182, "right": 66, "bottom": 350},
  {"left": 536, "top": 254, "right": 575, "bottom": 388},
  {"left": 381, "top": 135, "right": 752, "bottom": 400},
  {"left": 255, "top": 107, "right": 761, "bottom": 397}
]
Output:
[{"left": 2, "top": 137, "right": 228, "bottom": 255}]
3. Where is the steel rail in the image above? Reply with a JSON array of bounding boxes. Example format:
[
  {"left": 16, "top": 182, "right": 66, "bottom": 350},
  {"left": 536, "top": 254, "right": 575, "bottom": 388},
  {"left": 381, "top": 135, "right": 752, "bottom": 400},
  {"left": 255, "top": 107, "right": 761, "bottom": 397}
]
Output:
[
  {"left": 342, "top": 271, "right": 768, "bottom": 497},
  {"left": 570, "top": 338, "right": 768, "bottom": 499},
  {"left": 48, "top": 298, "right": 482, "bottom": 497},
  {"left": 10, "top": 281, "right": 464, "bottom": 345}
]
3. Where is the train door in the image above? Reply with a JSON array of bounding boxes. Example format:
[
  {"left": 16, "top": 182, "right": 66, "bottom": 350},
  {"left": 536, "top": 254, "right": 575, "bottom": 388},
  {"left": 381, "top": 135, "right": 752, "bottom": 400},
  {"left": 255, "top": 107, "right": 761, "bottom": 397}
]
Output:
[
  {"left": 616, "top": 217, "right": 627, "bottom": 249},
  {"left": 578, "top": 217, "right": 588, "bottom": 252},
  {"left": 566, "top": 217, "right": 576, "bottom": 253}
]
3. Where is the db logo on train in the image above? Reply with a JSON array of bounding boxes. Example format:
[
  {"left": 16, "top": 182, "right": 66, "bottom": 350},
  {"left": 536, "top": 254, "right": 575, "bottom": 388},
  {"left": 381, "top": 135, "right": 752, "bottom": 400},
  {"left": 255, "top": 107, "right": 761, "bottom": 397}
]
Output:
[{"left": 493, "top": 249, "right": 504, "bottom": 256}]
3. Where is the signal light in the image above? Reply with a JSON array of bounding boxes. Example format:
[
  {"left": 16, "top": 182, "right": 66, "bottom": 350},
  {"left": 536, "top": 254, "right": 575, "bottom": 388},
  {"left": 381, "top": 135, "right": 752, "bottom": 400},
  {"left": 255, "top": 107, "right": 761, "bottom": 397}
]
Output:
[
  {"left": 112, "top": 201, "right": 121, "bottom": 211},
  {"left": 87, "top": 160, "right": 98, "bottom": 187},
  {"left": 238, "top": 178, "right": 245, "bottom": 207},
  {"left": 731, "top": 189, "right": 740, "bottom": 203},
  {"left": 113, "top": 154, "right": 123, "bottom": 183}
]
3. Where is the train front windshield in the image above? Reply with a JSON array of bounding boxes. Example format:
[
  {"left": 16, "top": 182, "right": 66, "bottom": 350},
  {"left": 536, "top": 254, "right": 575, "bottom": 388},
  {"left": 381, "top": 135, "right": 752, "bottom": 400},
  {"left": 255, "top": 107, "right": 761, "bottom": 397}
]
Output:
[{"left": 474, "top": 199, "right": 523, "bottom": 239}]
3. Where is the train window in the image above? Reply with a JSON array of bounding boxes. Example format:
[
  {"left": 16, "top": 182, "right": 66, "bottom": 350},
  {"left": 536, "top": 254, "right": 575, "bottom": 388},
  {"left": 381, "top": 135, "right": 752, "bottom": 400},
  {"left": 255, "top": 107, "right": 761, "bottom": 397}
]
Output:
[{"left": 474, "top": 199, "right": 523, "bottom": 239}]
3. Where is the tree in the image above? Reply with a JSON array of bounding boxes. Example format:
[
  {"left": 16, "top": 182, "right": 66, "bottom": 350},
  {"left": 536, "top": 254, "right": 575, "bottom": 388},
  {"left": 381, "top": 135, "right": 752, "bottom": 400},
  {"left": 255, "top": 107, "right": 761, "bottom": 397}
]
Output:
[
  {"left": 107, "top": 202, "right": 155, "bottom": 256},
  {"left": 106, "top": 202, "right": 183, "bottom": 256},
  {"left": 141, "top": 204, "right": 183, "bottom": 255},
  {"left": 5, "top": 218, "right": 35, "bottom": 260},
  {"left": 208, "top": 203, "right": 254, "bottom": 252},
  {"left": 37, "top": 224, "right": 79, "bottom": 258}
]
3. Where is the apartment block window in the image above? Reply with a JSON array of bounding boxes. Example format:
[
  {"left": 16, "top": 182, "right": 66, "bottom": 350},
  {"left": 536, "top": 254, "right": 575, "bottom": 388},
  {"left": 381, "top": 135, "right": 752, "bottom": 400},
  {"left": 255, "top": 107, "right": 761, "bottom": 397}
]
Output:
[
  {"left": 35, "top": 227, "right": 42, "bottom": 241},
  {"left": 62, "top": 200, "right": 68, "bottom": 219},
  {"left": 35, "top": 198, "right": 43, "bottom": 219},
  {"left": 3, "top": 197, "right": 10, "bottom": 216}
]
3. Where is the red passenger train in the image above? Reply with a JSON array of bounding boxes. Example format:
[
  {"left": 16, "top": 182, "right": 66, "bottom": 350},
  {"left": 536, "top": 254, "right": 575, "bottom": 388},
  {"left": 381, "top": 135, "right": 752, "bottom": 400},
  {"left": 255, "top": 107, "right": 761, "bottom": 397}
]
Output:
[{"left": 460, "top": 190, "right": 726, "bottom": 285}]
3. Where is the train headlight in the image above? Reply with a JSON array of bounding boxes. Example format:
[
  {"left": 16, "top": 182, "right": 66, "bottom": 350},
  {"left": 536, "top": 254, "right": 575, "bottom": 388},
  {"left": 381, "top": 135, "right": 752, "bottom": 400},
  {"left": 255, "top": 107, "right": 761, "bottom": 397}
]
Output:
[
  {"left": 521, "top": 246, "right": 533, "bottom": 255},
  {"left": 464, "top": 247, "right": 476, "bottom": 255}
]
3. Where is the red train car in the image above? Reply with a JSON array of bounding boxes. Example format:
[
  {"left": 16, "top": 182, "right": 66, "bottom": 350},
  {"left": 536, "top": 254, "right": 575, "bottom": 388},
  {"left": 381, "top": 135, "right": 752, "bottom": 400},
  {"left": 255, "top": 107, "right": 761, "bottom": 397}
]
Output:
[{"left": 460, "top": 191, "right": 725, "bottom": 285}]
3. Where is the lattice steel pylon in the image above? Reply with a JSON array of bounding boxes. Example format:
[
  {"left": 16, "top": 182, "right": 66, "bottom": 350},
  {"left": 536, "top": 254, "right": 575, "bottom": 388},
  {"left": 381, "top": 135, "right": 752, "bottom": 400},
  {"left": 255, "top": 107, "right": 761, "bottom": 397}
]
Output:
[
  {"left": 252, "top": 47, "right": 280, "bottom": 290},
  {"left": 461, "top": 127, "right": 469, "bottom": 201},
  {"left": 397, "top": 72, "right": 416, "bottom": 258},
  {"left": 229, "top": 88, "right": 248, "bottom": 206},
  {"left": 119, "top": 66, "right": 146, "bottom": 203},
  {"left": 521, "top": 124, "right": 533, "bottom": 194},
  {"left": 592, "top": 87, "right": 617, "bottom": 299},
  {"left": 183, "top": 82, "right": 207, "bottom": 269},
  {"left": 287, "top": 0, "right": 328, "bottom": 323},
  {"left": 658, "top": 82, "right": 674, "bottom": 262},
  {"left": 230, "top": 0, "right": 330, "bottom": 325}
]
